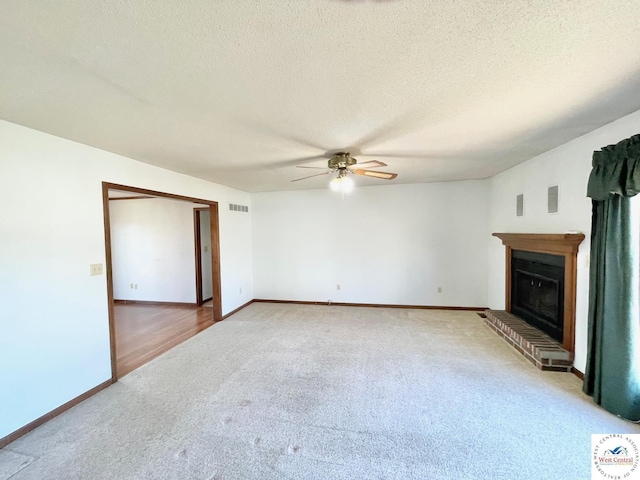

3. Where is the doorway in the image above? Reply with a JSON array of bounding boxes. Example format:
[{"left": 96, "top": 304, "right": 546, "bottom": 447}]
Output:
[
  {"left": 194, "top": 208, "right": 213, "bottom": 306},
  {"left": 102, "top": 182, "right": 222, "bottom": 380}
]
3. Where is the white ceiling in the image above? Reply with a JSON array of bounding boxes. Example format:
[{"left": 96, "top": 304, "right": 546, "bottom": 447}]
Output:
[{"left": 2, "top": 1, "right": 640, "bottom": 192}]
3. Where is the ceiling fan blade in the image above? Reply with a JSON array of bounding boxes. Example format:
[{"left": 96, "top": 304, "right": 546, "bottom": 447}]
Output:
[
  {"left": 352, "top": 169, "right": 398, "bottom": 180},
  {"left": 296, "top": 165, "right": 329, "bottom": 170},
  {"left": 291, "top": 171, "right": 332, "bottom": 182},
  {"left": 348, "top": 160, "right": 387, "bottom": 170}
]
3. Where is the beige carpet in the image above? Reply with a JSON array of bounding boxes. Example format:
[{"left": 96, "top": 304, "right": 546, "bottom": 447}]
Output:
[{"left": 1, "top": 303, "right": 638, "bottom": 479}]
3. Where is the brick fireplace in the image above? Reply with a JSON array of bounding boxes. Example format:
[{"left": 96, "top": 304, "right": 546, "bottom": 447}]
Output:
[{"left": 487, "top": 233, "right": 585, "bottom": 371}]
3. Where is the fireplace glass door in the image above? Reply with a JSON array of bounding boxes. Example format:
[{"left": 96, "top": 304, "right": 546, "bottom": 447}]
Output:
[{"left": 511, "top": 250, "right": 565, "bottom": 342}]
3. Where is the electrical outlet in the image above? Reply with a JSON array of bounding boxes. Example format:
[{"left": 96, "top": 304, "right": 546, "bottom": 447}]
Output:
[
  {"left": 130, "top": 283, "right": 134, "bottom": 289},
  {"left": 90, "top": 264, "right": 103, "bottom": 276},
  {"left": 437, "top": 287, "right": 442, "bottom": 293},
  {"left": 134, "top": 284, "right": 138, "bottom": 290},
  {"left": 239, "top": 287, "right": 242, "bottom": 294},
  {"left": 204, "top": 246, "right": 208, "bottom": 252},
  {"left": 336, "top": 284, "right": 340, "bottom": 290}
]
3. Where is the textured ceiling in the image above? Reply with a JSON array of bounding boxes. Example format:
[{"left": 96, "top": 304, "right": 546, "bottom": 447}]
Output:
[{"left": 1, "top": 1, "right": 640, "bottom": 192}]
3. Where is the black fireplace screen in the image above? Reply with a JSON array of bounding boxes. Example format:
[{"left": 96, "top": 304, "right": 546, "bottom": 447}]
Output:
[{"left": 511, "top": 250, "right": 565, "bottom": 342}]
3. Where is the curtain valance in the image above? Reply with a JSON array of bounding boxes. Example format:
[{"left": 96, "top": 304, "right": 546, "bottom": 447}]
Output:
[{"left": 587, "top": 133, "right": 640, "bottom": 200}]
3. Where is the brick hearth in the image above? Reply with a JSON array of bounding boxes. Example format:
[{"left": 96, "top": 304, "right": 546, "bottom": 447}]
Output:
[{"left": 484, "top": 310, "right": 573, "bottom": 372}]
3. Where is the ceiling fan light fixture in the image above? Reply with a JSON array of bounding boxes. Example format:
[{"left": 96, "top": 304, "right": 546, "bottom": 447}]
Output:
[{"left": 330, "top": 174, "right": 354, "bottom": 195}]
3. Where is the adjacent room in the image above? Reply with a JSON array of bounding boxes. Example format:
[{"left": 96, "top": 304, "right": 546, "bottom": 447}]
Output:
[
  {"left": 107, "top": 188, "right": 218, "bottom": 377},
  {"left": 1, "top": 1, "right": 640, "bottom": 479}
]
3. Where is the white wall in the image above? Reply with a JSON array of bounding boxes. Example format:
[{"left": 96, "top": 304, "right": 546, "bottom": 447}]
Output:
[
  {"left": 220, "top": 203, "right": 253, "bottom": 308},
  {"left": 252, "top": 181, "right": 489, "bottom": 307},
  {"left": 488, "top": 108, "right": 640, "bottom": 373},
  {"left": 110, "top": 198, "right": 201, "bottom": 303},
  {"left": 0, "top": 119, "right": 253, "bottom": 440}
]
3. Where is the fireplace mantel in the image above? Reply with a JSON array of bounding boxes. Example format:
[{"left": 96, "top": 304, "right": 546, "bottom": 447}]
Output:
[
  {"left": 492, "top": 233, "right": 585, "bottom": 255},
  {"left": 492, "top": 232, "right": 585, "bottom": 353}
]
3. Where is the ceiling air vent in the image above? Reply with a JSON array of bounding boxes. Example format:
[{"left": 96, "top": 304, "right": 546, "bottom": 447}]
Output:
[{"left": 229, "top": 203, "right": 248, "bottom": 213}]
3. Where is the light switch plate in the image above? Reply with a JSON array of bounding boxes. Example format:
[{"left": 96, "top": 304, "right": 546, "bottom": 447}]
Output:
[{"left": 90, "top": 263, "right": 103, "bottom": 276}]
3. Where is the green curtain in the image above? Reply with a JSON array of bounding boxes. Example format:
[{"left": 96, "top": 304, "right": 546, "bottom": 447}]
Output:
[
  {"left": 584, "top": 134, "right": 640, "bottom": 421},
  {"left": 587, "top": 134, "right": 640, "bottom": 200}
]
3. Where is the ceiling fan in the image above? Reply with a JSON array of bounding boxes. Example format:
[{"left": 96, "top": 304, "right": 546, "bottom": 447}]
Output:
[{"left": 291, "top": 152, "right": 398, "bottom": 193}]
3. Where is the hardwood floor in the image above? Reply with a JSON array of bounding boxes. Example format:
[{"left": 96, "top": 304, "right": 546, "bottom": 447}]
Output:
[{"left": 115, "top": 303, "right": 216, "bottom": 377}]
